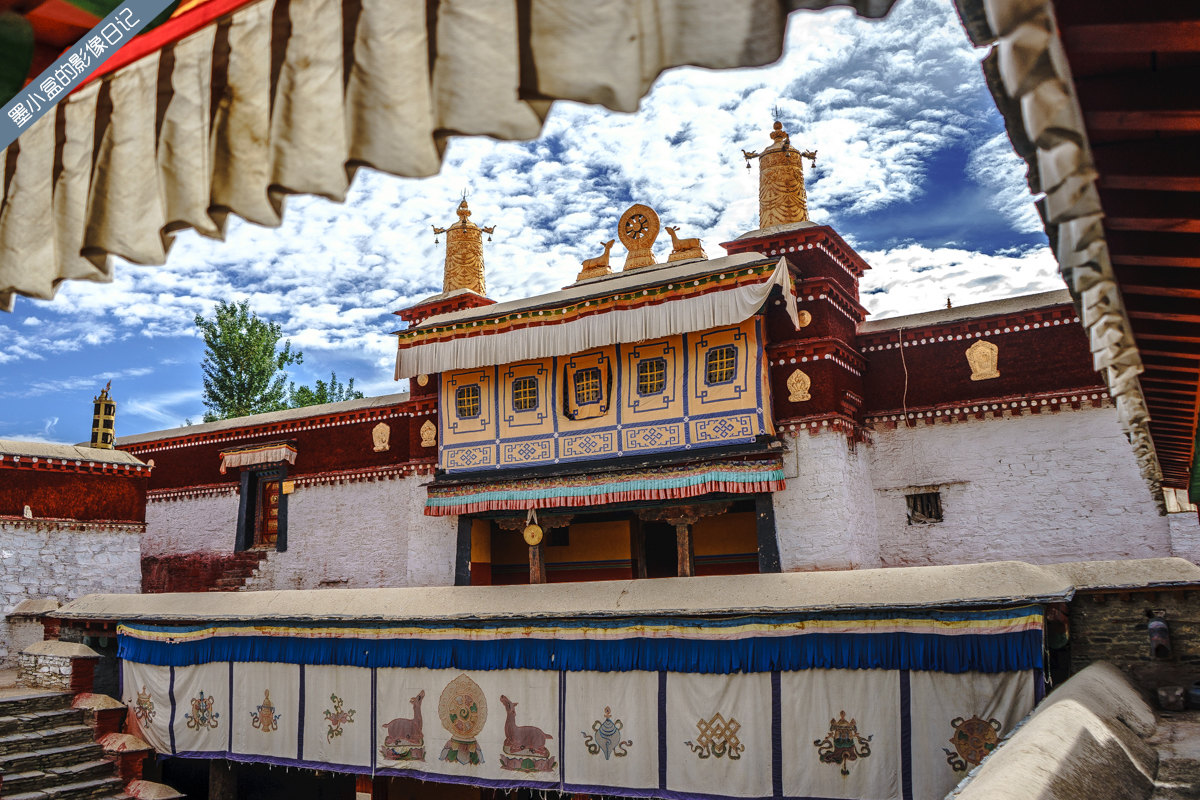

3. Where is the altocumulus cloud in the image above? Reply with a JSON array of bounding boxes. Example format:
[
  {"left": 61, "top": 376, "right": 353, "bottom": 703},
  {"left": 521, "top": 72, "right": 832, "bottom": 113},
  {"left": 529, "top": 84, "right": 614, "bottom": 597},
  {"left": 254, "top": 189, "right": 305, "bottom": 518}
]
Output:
[{"left": 2, "top": 0, "right": 1067, "bottom": 441}]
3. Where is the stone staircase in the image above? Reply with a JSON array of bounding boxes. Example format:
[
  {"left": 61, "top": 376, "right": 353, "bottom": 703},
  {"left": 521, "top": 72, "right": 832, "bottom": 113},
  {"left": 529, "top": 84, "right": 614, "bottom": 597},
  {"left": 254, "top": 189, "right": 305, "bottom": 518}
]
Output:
[
  {"left": 0, "top": 692, "right": 128, "bottom": 800},
  {"left": 207, "top": 549, "right": 271, "bottom": 591}
]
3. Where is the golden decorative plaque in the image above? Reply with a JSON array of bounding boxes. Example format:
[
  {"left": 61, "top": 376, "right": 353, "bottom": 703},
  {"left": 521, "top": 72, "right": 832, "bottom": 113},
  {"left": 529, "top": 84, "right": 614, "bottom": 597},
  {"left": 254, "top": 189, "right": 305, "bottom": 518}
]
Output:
[
  {"left": 420, "top": 420, "right": 437, "bottom": 448},
  {"left": 965, "top": 340, "right": 1000, "bottom": 381},
  {"left": 618, "top": 204, "right": 659, "bottom": 271},
  {"left": 372, "top": 422, "right": 391, "bottom": 452},
  {"left": 416, "top": 374, "right": 429, "bottom": 387},
  {"left": 787, "top": 369, "right": 812, "bottom": 402}
]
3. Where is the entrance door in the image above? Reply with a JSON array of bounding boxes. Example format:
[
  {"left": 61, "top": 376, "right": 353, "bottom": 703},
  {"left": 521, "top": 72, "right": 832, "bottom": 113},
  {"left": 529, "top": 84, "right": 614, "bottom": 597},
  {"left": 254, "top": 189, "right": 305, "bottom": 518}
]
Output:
[
  {"left": 255, "top": 479, "right": 280, "bottom": 548},
  {"left": 640, "top": 521, "right": 677, "bottom": 578}
]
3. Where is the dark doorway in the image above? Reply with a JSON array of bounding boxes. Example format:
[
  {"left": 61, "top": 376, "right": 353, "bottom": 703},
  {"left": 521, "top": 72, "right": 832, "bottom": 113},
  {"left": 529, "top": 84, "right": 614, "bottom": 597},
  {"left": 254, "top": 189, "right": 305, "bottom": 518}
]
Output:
[{"left": 641, "top": 521, "right": 677, "bottom": 578}]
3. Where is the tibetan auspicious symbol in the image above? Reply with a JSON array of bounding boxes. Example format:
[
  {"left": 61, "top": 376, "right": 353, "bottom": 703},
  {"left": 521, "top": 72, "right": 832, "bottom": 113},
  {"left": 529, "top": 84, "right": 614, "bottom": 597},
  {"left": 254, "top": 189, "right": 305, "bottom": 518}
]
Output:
[
  {"left": 323, "top": 693, "right": 356, "bottom": 742},
  {"left": 787, "top": 369, "right": 812, "bottom": 402},
  {"left": 134, "top": 686, "right": 155, "bottom": 724},
  {"left": 372, "top": 422, "right": 390, "bottom": 452},
  {"left": 944, "top": 715, "right": 1002, "bottom": 772},
  {"left": 438, "top": 673, "right": 487, "bottom": 766},
  {"left": 743, "top": 121, "right": 817, "bottom": 227},
  {"left": 582, "top": 706, "right": 631, "bottom": 760},
  {"left": 380, "top": 690, "right": 426, "bottom": 762},
  {"left": 185, "top": 691, "right": 220, "bottom": 731},
  {"left": 684, "top": 712, "right": 744, "bottom": 760},
  {"left": 420, "top": 420, "right": 437, "bottom": 448},
  {"left": 499, "top": 694, "right": 556, "bottom": 773},
  {"left": 250, "top": 689, "right": 281, "bottom": 733},
  {"left": 577, "top": 239, "right": 616, "bottom": 282},
  {"left": 618, "top": 204, "right": 660, "bottom": 271},
  {"left": 966, "top": 340, "right": 1000, "bottom": 381},
  {"left": 665, "top": 226, "right": 706, "bottom": 262},
  {"left": 814, "top": 711, "right": 872, "bottom": 776},
  {"left": 433, "top": 200, "right": 494, "bottom": 296}
]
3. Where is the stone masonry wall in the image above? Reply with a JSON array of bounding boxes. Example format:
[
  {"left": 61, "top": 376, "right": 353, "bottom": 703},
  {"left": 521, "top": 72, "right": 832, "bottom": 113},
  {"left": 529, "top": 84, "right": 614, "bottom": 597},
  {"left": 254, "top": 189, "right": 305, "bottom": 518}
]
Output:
[
  {"left": 773, "top": 429, "right": 881, "bottom": 571},
  {"left": 868, "top": 405, "right": 1170, "bottom": 566},
  {"left": 0, "top": 520, "right": 141, "bottom": 665},
  {"left": 1068, "top": 590, "right": 1200, "bottom": 693},
  {"left": 1169, "top": 511, "right": 1200, "bottom": 565},
  {"left": 241, "top": 476, "right": 456, "bottom": 591},
  {"left": 143, "top": 489, "right": 239, "bottom": 556}
]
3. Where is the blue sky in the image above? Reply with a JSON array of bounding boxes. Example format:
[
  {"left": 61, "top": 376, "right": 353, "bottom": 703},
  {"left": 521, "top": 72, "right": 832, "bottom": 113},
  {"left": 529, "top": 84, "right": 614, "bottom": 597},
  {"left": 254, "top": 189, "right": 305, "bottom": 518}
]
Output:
[{"left": 0, "top": 0, "right": 1063, "bottom": 445}]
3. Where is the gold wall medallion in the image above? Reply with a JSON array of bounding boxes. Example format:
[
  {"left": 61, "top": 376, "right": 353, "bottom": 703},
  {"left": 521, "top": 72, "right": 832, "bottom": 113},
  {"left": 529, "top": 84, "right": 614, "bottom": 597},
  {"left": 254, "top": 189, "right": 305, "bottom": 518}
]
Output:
[
  {"left": 417, "top": 374, "right": 429, "bottom": 387},
  {"left": 577, "top": 239, "right": 615, "bottom": 281},
  {"left": 373, "top": 422, "right": 391, "bottom": 452},
  {"left": 797, "top": 309, "right": 812, "bottom": 328},
  {"left": 787, "top": 369, "right": 812, "bottom": 402},
  {"left": 523, "top": 524, "right": 543, "bottom": 546},
  {"left": 665, "top": 226, "right": 707, "bottom": 262},
  {"left": 965, "top": 340, "right": 1000, "bottom": 381},
  {"left": 618, "top": 204, "right": 660, "bottom": 271},
  {"left": 420, "top": 420, "right": 437, "bottom": 448}
]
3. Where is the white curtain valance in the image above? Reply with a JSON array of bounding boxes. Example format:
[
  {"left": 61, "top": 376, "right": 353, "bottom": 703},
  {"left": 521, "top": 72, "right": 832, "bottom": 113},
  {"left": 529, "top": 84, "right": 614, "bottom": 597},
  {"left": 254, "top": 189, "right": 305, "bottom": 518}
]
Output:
[
  {"left": 394, "top": 257, "right": 799, "bottom": 379},
  {"left": 0, "top": 0, "right": 902, "bottom": 311},
  {"left": 218, "top": 442, "right": 297, "bottom": 474}
]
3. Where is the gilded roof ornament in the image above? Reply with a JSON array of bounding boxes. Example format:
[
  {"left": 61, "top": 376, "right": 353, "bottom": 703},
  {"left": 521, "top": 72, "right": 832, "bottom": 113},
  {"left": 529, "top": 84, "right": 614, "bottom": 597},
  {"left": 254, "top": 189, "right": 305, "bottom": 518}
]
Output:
[
  {"left": 742, "top": 120, "right": 817, "bottom": 227},
  {"left": 618, "top": 204, "right": 660, "bottom": 271},
  {"left": 433, "top": 200, "right": 495, "bottom": 296}
]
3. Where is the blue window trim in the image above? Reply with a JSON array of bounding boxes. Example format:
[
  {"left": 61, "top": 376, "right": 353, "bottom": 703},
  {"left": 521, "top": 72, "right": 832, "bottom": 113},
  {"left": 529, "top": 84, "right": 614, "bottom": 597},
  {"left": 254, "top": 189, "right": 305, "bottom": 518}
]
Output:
[
  {"left": 704, "top": 345, "right": 738, "bottom": 386},
  {"left": 636, "top": 357, "right": 667, "bottom": 396},
  {"left": 573, "top": 367, "right": 603, "bottom": 407},
  {"left": 455, "top": 384, "right": 482, "bottom": 419},
  {"left": 511, "top": 376, "right": 539, "bottom": 412}
]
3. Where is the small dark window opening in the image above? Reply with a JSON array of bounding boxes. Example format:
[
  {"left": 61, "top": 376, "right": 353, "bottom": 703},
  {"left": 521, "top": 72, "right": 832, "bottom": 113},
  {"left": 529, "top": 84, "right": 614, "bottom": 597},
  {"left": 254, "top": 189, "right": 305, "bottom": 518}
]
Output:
[
  {"left": 906, "top": 492, "right": 942, "bottom": 524},
  {"left": 456, "top": 384, "right": 481, "bottom": 418},
  {"left": 574, "top": 367, "right": 602, "bottom": 405},
  {"left": 102, "top": 418, "right": 113, "bottom": 429},
  {"left": 512, "top": 376, "right": 538, "bottom": 411},
  {"left": 548, "top": 528, "right": 570, "bottom": 547}
]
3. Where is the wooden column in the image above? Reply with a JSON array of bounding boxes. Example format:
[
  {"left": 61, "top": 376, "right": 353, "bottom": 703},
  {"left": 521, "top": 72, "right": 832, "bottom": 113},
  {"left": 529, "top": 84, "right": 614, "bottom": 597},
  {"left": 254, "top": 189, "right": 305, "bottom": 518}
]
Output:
[
  {"left": 209, "top": 760, "right": 237, "bottom": 800},
  {"left": 529, "top": 540, "right": 547, "bottom": 584},
  {"left": 631, "top": 518, "right": 647, "bottom": 579},
  {"left": 454, "top": 517, "right": 473, "bottom": 586},
  {"left": 674, "top": 519, "right": 696, "bottom": 578},
  {"left": 755, "top": 493, "right": 781, "bottom": 573}
]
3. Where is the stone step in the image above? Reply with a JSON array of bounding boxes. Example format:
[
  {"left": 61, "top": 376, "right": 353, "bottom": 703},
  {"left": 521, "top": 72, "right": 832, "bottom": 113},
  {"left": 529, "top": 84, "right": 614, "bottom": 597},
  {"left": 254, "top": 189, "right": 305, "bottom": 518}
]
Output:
[
  {"left": 6, "top": 775, "right": 125, "bottom": 800},
  {"left": 4, "top": 759, "right": 118, "bottom": 794},
  {"left": 0, "top": 724, "right": 94, "bottom": 755},
  {"left": 0, "top": 692, "right": 73, "bottom": 716},
  {"left": 0, "top": 708, "right": 85, "bottom": 736},
  {"left": 0, "top": 741, "right": 106, "bottom": 772}
]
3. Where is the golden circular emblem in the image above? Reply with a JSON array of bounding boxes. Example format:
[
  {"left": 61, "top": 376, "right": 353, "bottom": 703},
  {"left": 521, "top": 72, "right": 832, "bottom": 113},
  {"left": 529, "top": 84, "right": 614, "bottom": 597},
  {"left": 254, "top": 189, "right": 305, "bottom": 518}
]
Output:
[
  {"left": 416, "top": 374, "right": 429, "bottom": 387},
  {"left": 523, "top": 524, "right": 543, "bottom": 546},
  {"left": 439, "top": 674, "right": 487, "bottom": 739},
  {"left": 617, "top": 204, "right": 660, "bottom": 250}
]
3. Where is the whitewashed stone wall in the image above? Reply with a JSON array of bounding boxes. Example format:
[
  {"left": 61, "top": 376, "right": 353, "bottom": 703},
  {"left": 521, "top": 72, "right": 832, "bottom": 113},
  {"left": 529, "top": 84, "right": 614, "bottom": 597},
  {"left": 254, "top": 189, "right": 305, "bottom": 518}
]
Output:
[
  {"left": 773, "top": 429, "right": 882, "bottom": 571},
  {"left": 143, "top": 489, "right": 240, "bottom": 556},
  {"left": 868, "top": 405, "right": 1170, "bottom": 566},
  {"left": 1169, "top": 512, "right": 1200, "bottom": 565},
  {"left": 242, "top": 476, "right": 456, "bottom": 591},
  {"left": 0, "top": 521, "right": 141, "bottom": 665}
]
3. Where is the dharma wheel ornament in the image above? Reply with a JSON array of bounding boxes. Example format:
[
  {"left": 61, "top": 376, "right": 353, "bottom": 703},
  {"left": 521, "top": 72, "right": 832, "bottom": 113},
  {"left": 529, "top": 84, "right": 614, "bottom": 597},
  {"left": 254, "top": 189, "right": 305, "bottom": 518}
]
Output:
[
  {"left": 523, "top": 524, "right": 543, "bottom": 546},
  {"left": 618, "top": 204, "right": 660, "bottom": 271}
]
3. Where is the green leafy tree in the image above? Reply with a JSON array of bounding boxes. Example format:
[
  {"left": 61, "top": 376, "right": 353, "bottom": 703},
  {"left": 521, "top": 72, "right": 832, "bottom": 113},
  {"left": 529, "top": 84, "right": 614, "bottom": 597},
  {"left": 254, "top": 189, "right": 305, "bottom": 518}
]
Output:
[
  {"left": 195, "top": 300, "right": 302, "bottom": 421},
  {"left": 290, "top": 372, "right": 365, "bottom": 408}
]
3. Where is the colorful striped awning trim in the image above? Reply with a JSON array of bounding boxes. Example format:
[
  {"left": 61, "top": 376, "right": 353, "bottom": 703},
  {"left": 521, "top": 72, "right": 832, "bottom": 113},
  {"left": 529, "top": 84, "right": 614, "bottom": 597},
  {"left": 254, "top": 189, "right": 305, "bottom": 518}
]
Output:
[{"left": 424, "top": 457, "right": 786, "bottom": 516}]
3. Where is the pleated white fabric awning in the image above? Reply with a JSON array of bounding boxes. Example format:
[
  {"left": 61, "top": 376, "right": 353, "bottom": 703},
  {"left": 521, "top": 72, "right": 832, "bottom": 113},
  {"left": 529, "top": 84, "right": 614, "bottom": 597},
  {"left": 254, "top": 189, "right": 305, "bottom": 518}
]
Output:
[{"left": 0, "top": 0, "right": 903, "bottom": 311}]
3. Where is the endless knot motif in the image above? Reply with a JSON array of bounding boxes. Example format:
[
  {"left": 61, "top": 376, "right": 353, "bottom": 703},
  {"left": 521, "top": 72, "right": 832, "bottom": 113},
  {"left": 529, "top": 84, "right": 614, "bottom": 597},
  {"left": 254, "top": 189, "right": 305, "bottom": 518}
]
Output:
[
  {"left": 684, "top": 712, "right": 744, "bottom": 760},
  {"left": 133, "top": 686, "right": 155, "bottom": 724},
  {"left": 944, "top": 715, "right": 1002, "bottom": 771},
  {"left": 323, "top": 693, "right": 356, "bottom": 742},
  {"left": 814, "top": 711, "right": 871, "bottom": 776},
  {"left": 184, "top": 691, "right": 220, "bottom": 731}
]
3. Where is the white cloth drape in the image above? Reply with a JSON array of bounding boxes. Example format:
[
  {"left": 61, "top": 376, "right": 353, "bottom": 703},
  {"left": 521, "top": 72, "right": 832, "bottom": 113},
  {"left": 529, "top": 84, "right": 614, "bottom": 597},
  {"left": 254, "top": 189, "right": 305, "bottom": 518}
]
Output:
[
  {"left": 395, "top": 257, "right": 799, "bottom": 378},
  {"left": 0, "top": 0, "right": 901, "bottom": 311}
]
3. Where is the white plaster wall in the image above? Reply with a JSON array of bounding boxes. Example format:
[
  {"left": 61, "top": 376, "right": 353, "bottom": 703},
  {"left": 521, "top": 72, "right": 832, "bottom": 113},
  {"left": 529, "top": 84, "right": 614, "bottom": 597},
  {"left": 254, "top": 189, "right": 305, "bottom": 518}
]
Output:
[
  {"left": 143, "top": 490, "right": 240, "bottom": 557},
  {"left": 773, "top": 429, "right": 881, "bottom": 571},
  {"left": 0, "top": 521, "right": 141, "bottom": 665},
  {"left": 1169, "top": 512, "right": 1200, "bottom": 565},
  {"left": 242, "top": 475, "right": 456, "bottom": 591},
  {"left": 869, "top": 405, "right": 1170, "bottom": 566}
]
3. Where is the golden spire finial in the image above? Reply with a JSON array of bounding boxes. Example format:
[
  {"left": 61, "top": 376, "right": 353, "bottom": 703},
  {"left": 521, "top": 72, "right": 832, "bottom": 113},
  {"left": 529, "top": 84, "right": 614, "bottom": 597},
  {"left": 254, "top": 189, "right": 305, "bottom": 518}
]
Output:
[
  {"left": 742, "top": 118, "right": 817, "bottom": 227},
  {"left": 432, "top": 199, "right": 495, "bottom": 296}
]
